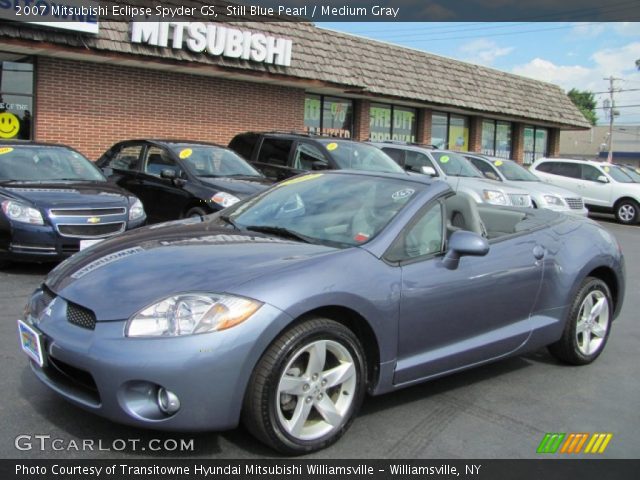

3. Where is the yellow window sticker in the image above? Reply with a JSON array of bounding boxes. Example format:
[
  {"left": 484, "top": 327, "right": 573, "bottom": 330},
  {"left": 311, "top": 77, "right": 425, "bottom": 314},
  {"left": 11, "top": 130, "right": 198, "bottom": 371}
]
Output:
[
  {"left": 439, "top": 155, "right": 450, "bottom": 164},
  {"left": 603, "top": 166, "right": 610, "bottom": 173},
  {"left": 0, "top": 147, "right": 14, "bottom": 155},
  {"left": 494, "top": 160, "right": 503, "bottom": 166},
  {"left": 635, "top": 168, "right": 640, "bottom": 174},
  {"left": 326, "top": 142, "right": 338, "bottom": 151},
  {"left": 278, "top": 173, "right": 324, "bottom": 187},
  {"left": 0, "top": 112, "right": 20, "bottom": 139},
  {"left": 179, "top": 148, "right": 192, "bottom": 159}
]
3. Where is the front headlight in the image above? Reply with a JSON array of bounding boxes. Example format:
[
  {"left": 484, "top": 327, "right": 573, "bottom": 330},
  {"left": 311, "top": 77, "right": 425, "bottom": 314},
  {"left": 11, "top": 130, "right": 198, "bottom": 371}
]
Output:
[
  {"left": 542, "top": 195, "right": 566, "bottom": 208},
  {"left": 125, "top": 293, "right": 263, "bottom": 337},
  {"left": 1, "top": 200, "right": 44, "bottom": 225},
  {"left": 128, "top": 197, "right": 145, "bottom": 221},
  {"left": 482, "top": 190, "right": 508, "bottom": 205},
  {"left": 212, "top": 192, "right": 240, "bottom": 208}
]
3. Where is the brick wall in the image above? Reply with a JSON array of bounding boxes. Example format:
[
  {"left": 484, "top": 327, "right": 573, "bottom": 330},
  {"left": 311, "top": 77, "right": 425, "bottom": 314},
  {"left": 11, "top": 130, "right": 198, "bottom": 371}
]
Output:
[
  {"left": 35, "top": 57, "right": 306, "bottom": 159},
  {"left": 468, "top": 116, "right": 483, "bottom": 153},
  {"left": 416, "top": 108, "right": 431, "bottom": 145},
  {"left": 352, "top": 99, "right": 370, "bottom": 141},
  {"left": 511, "top": 123, "right": 525, "bottom": 164},
  {"left": 548, "top": 128, "right": 561, "bottom": 157}
]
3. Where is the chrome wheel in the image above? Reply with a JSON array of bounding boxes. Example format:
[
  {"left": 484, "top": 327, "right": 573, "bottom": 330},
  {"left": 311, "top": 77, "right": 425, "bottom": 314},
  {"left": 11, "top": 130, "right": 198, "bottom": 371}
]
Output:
[
  {"left": 618, "top": 203, "right": 636, "bottom": 223},
  {"left": 575, "top": 290, "right": 610, "bottom": 356},
  {"left": 276, "top": 339, "right": 357, "bottom": 441}
]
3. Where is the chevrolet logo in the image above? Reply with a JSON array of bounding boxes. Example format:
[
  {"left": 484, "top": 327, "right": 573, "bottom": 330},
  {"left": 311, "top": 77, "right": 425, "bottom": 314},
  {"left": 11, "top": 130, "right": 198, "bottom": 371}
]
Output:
[{"left": 86, "top": 217, "right": 101, "bottom": 224}]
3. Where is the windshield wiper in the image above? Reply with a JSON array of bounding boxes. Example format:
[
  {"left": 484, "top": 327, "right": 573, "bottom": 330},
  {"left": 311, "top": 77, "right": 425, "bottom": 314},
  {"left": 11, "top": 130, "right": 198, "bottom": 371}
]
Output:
[{"left": 245, "top": 225, "right": 314, "bottom": 244}]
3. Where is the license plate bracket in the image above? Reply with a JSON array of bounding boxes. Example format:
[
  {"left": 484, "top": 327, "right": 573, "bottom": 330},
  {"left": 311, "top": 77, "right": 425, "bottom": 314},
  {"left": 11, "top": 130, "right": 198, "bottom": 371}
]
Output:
[{"left": 17, "top": 320, "right": 45, "bottom": 367}]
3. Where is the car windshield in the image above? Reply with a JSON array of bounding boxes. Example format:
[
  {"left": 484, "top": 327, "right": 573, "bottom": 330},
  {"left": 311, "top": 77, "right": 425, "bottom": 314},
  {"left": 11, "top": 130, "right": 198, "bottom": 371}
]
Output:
[
  {"left": 170, "top": 144, "right": 262, "bottom": 177},
  {"left": 0, "top": 146, "right": 105, "bottom": 182},
  {"left": 617, "top": 165, "right": 640, "bottom": 182},
  {"left": 605, "top": 164, "right": 635, "bottom": 183},
  {"left": 226, "top": 173, "right": 423, "bottom": 248},
  {"left": 493, "top": 159, "right": 540, "bottom": 181},
  {"left": 316, "top": 140, "right": 404, "bottom": 174},
  {"left": 431, "top": 152, "right": 482, "bottom": 178}
]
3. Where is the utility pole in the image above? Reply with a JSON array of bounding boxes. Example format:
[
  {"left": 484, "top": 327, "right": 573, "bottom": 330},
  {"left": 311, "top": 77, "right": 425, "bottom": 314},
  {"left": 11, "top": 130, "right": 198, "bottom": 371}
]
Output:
[{"left": 604, "top": 76, "right": 621, "bottom": 163}]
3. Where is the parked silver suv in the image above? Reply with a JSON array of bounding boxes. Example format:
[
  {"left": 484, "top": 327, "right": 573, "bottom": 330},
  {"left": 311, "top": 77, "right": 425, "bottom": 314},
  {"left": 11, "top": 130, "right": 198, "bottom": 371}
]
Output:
[
  {"left": 372, "top": 142, "right": 532, "bottom": 208},
  {"left": 464, "top": 153, "right": 588, "bottom": 216}
]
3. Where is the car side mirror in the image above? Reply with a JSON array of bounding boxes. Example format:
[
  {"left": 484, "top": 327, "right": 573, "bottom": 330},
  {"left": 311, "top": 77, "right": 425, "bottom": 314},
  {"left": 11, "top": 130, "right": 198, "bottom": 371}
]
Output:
[
  {"left": 160, "top": 169, "right": 177, "bottom": 180},
  {"left": 421, "top": 166, "right": 437, "bottom": 177},
  {"left": 443, "top": 230, "right": 490, "bottom": 270},
  {"left": 311, "top": 161, "right": 329, "bottom": 171},
  {"left": 596, "top": 175, "right": 609, "bottom": 183}
]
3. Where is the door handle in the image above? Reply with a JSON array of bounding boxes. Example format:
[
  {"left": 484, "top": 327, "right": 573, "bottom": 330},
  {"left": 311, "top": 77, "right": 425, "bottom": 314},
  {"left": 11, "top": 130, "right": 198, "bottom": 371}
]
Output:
[{"left": 533, "top": 245, "right": 545, "bottom": 260}]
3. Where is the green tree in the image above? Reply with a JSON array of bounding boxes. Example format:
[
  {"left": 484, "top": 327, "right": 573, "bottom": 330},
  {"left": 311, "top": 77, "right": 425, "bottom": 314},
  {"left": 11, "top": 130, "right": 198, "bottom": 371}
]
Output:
[{"left": 568, "top": 88, "right": 598, "bottom": 126}]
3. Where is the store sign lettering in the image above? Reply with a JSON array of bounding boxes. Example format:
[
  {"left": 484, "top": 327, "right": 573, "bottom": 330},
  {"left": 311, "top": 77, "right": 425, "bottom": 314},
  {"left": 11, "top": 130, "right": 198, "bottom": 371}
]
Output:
[{"left": 130, "top": 22, "right": 292, "bottom": 67}]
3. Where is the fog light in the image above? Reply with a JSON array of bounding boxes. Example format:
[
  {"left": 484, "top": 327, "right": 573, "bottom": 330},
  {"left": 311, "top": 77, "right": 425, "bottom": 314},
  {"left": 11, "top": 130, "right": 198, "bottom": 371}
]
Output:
[{"left": 157, "top": 387, "right": 180, "bottom": 415}]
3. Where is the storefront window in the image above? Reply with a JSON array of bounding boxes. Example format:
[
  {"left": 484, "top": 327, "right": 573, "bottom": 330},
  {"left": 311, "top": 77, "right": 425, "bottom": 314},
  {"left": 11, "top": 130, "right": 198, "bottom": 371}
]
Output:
[
  {"left": 448, "top": 115, "right": 469, "bottom": 152},
  {"left": 0, "top": 53, "right": 34, "bottom": 140},
  {"left": 431, "top": 112, "right": 469, "bottom": 151},
  {"left": 303, "top": 94, "right": 353, "bottom": 138},
  {"left": 524, "top": 126, "right": 548, "bottom": 165},
  {"left": 431, "top": 112, "right": 448, "bottom": 149},
  {"left": 481, "top": 119, "right": 512, "bottom": 158},
  {"left": 369, "top": 104, "right": 416, "bottom": 142}
]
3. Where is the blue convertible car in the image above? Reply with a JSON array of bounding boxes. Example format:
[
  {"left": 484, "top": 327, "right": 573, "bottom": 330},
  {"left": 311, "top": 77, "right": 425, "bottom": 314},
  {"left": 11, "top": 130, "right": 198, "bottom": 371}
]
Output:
[{"left": 18, "top": 171, "right": 624, "bottom": 454}]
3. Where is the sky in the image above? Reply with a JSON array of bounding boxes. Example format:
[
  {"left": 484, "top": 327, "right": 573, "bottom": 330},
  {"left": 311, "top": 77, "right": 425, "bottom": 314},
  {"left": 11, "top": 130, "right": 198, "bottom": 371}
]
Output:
[{"left": 317, "top": 22, "right": 640, "bottom": 126}]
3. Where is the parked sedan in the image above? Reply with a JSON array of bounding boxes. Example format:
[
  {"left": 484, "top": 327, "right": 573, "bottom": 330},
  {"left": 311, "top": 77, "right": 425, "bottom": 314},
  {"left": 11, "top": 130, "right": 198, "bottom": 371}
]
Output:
[
  {"left": 0, "top": 142, "right": 146, "bottom": 265},
  {"left": 97, "top": 140, "right": 272, "bottom": 223},
  {"left": 18, "top": 171, "right": 624, "bottom": 454},
  {"left": 464, "top": 153, "right": 588, "bottom": 216}
]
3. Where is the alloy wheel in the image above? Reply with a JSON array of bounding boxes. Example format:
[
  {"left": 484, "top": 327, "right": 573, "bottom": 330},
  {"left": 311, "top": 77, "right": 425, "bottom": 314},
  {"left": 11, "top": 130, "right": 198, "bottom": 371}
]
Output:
[{"left": 575, "top": 290, "right": 610, "bottom": 356}]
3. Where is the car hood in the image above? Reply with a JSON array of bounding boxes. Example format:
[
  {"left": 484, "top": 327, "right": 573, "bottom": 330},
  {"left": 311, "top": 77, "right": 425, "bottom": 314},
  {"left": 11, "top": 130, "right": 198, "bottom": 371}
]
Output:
[
  {"left": 447, "top": 176, "right": 530, "bottom": 195},
  {"left": 198, "top": 175, "right": 273, "bottom": 197},
  {"left": 45, "top": 220, "right": 337, "bottom": 321},
  {"left": 0, "top": 181, "right": 131, "bottom": 209},
  {"left": 501, "top": 181, "right": 581, "bottom": 199}
]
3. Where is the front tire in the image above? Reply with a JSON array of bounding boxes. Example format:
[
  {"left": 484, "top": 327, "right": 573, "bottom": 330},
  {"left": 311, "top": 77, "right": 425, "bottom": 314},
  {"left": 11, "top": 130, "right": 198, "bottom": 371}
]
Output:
[
  {"left": 614, "top": 199, "right": 639, "bottom": 225},
  {"left": 184, "top": 207, "right": 208, "bottom": 219},
  {"left": 548, "top": 277, "right": 613, "bottom": 365},
  {"left": 242, "top": 318, "right": 367, "bottom": 454}
]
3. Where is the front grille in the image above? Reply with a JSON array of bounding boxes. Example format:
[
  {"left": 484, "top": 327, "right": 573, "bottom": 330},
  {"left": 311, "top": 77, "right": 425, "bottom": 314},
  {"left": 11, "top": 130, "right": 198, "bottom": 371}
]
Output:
[
  {"left": 57, "top": 222, "right": 125, "bottom": 239},
  {"left": 565, "top": 197, "right": 584, "bottom": 210},
  {"left": 41, "top": 284, "right": 56, "bottom": 306},
  {"left": 67, "top": 302, "right": 96, "bottom": 330},
  {"left": 508, "top": 194, "right": 532, "bottom": 207},
  {"left": 44, "top": 355, "right": 101, "bottom": 406},
  {"left": 49, "top": 207, "right": 126, "bottom": 216}
]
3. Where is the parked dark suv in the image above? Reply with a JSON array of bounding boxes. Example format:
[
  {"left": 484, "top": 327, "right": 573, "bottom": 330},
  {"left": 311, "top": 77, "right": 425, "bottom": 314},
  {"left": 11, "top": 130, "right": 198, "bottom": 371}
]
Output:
[
  {"left": 97, "top": 140, "right": 272, "bottom": 223},
  {"left": 229, "top": 132, "right": 404, "bottom": 181}
]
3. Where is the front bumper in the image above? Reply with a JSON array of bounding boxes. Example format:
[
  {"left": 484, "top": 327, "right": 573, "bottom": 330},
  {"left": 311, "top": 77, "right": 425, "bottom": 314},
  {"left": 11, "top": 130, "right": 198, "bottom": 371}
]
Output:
[
  {"left": 1, "top": 217, "right": 146, "bottom": 263},
  {"left": 21, "top": 290, "right": 291, "bottom": 431}
]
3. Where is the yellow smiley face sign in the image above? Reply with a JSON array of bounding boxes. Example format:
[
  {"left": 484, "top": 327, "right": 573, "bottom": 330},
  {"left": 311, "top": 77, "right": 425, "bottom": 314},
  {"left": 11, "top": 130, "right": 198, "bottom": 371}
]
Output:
[
  {"left": 179, "top": 148, "right": 192, "bottom": 159},
  {"left": 439, "top": 155, "right": 450, "bottom": 164},
  {"left": 326, "top": 143, "right": 338, "bottom": 151},
  {"left": 0, "top": 112, "right": 20, "bottom": 139},
  {"left": 494, "top": 160, "right": 503, "bottom": 167}
]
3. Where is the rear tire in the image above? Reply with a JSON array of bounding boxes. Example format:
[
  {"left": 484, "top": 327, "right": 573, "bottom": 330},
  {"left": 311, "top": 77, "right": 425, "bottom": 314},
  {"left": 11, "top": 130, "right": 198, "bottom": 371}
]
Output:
[
  {"left": 548, "top": 277, "right": 612, "bottom": 365},
  {"left": 614, "top": 199, "right": 639, "bottom": 225},
  {"left": 242, "top": 318, "right": 367, "bottom": 454}
]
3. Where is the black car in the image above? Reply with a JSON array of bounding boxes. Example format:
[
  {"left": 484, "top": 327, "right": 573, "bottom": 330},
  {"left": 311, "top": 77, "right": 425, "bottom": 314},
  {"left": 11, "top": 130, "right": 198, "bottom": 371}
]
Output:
[
  {"left": 228, "top": 131, "right": 405, "bottom": 181},
  {"left": 0, "top": 142, "right": 146, "bottom": 265},
  {"left": 96, "top": 140, "right": 272, "bottom": 223}
]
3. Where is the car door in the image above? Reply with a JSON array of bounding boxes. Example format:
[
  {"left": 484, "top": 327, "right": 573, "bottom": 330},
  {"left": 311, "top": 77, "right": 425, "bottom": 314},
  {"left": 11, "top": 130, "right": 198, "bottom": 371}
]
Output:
[
  {"left": 137, "top": 145, "right": 193, "bottom": 222},
  {"left": 252, "top": 138, "right": 295, "bottom": 181},
  {"left": 580, "top": 164, "right": 613, "bottom": 207},
  {"left": 393, "top": 200, "right": 543, "bottom": 385},
  {"left": 98, "top": 142, "right": 144, "bottom": 194}
]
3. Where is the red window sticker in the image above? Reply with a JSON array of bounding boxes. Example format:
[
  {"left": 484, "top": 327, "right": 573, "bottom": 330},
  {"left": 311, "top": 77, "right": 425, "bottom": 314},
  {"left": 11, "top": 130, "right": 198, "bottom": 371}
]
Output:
[{"left": 354, "top": 233, "right": 370, "bottom": 243}]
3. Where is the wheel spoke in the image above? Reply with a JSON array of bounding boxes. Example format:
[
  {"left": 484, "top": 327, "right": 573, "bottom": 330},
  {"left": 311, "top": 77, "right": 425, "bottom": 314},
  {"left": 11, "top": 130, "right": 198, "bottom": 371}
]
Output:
[
  {"left": 287, "top": 398, "right": 314, "bottom": 436},
  {"left": 582, "top": 295, "right": 594, "bottom": 320},
  {"left": 591, "top": 322, "right": 607, "bottom": 338},
  {"left": 322, "top": 362, "right": 356, "bottom": 389},
  {"left": 305, "top": 341, "right": 327, "bottom": 376},
  {"left": 582, "top": 329, "right": 592, "bottom": 355},
  {"left": 314, "top": 395, "right": 344, "bottom": 427},
  {"left": 278, "top": 375, "right": 308, "bottom": 396},
  {"left": 576, "top": 318, "right": 588, "bottom": 334},
  {"left": 590, "top": 297, "right": 605, "bottom": 319}
]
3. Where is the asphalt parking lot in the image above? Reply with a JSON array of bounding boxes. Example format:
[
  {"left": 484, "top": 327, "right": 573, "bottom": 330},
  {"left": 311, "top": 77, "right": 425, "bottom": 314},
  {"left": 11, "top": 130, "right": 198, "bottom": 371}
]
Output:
[{"left": 0, "top": 215, "right": 638, "bottom": 460}]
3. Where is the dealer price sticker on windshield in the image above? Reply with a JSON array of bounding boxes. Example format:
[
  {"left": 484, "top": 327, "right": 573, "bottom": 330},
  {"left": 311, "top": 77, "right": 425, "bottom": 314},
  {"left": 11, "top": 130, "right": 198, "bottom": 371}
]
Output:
[{"left": 17, "top": 320, "right": 44, "bottom": 367}]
